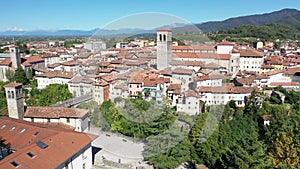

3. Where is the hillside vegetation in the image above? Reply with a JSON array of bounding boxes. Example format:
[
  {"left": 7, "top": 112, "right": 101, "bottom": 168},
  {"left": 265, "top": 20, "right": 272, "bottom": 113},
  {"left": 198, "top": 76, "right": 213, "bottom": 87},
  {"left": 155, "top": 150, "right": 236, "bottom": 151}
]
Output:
[{"left": 208, "top": 23, "right": 300, "bottom": 43}]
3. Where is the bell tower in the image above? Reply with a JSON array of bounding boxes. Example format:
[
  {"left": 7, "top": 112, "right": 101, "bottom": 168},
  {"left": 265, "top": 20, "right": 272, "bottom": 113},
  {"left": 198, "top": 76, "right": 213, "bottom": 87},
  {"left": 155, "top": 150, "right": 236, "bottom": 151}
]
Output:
[
  {"left": 9, "top": 46, "right": 21, "bottom": 69},
  {"left": 157, "top": 28, "right": 172, "bottom": 70},
  {"left": 4, "top": 82, "right": 24, "bottom": 119}
]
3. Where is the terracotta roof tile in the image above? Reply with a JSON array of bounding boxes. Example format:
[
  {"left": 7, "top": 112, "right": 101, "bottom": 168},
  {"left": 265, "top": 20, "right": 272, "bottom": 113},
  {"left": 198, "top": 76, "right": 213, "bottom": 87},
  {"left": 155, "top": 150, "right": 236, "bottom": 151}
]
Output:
[
  {"left": 157, "top": 28, "right": 172, "bottom": 32},
  {"left": 172, "top": 68, "right": 194, "bottom": 75},
  {"left": 4, "top": 82, "right": 22, "bottom": 88},
  {"left": 0, "top": 116, "right": 96, "bottom": 169},
  {"left": 36, "top": 70, "right": 74, "bottom": 79},
  {"left": 217, "top": 41, "right": 235, "bottom": 45},
  {"left": 24, "top": 107, "right": 88, "bottom": 118},
  {"left": 0, "top": 58, "right": 12, "bottom": 66}
]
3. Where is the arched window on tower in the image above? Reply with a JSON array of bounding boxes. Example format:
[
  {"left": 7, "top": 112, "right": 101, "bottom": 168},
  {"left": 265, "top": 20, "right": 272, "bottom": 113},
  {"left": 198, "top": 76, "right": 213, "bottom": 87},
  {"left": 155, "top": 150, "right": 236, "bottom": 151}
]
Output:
[
  {"left": 11, "top": 91, "right": 14, "bottom": 99},
  {"left": 163, "top": 35, "right": 166, "bottom": 41},
  {"left": 8, "top": 91, "right": 11, "bottom": 99},
  {"left": 159, "top": 34, "right": 162, "bottom": 41}
]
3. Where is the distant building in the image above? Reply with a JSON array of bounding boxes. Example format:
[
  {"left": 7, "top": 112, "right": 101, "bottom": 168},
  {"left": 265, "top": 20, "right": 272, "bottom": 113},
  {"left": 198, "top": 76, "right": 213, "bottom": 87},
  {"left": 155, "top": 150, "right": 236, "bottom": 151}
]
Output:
[
  {"left": 36, "top": 70, "right": 74, "bottom": 89},
  {"left": 116, "top": 42, "right": 129, "bottom": 49},
  {"left": 84, "top": 41, "right": 106, "bottom": 52}
]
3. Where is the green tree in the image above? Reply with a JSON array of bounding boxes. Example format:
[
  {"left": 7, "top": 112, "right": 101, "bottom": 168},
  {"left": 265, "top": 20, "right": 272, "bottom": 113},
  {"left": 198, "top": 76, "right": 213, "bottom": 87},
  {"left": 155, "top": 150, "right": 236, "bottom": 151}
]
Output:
[
  {"left": 26, "top": 84, "right": 73, "bottom": 106},
  {"left": 5, "top": 69, "right": 14, "bottom": 82},
  {"left": 0, "top": 82, "right": 8, "bottom": 113},
  {"left": 270, "top": 131, "right": 299, "bottom": 168},
  {"left": 14, "top": 67, "right": 28, "bottom": 84}
]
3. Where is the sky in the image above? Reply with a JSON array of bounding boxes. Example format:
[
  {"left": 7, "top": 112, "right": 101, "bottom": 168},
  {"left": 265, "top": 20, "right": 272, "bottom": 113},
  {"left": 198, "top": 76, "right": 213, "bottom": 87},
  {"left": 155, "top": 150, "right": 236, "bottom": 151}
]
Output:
[{"left": 0, "top": 0, "right": 299, "bottom": 31}]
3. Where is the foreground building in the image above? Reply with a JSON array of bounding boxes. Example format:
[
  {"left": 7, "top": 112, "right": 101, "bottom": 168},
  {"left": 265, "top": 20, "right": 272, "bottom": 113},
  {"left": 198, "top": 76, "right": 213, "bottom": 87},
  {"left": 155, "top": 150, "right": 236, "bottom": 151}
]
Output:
[
  {"left": 4, "top": 82, "right": 90, "bottom": 132},
  {"left": 0, "top": 116, "right": 96, "bottom": 169}
]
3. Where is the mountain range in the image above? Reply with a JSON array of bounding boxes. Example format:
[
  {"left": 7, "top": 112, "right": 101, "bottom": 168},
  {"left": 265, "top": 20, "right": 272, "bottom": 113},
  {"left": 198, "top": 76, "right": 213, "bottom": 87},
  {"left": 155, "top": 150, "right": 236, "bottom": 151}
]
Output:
[{"left": 0, "top": 8, "right": 299, "bottom": 37}]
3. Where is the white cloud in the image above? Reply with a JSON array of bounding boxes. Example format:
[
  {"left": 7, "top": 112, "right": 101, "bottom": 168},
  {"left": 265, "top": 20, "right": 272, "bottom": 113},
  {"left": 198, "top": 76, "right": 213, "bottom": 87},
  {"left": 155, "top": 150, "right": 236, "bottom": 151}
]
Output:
[{"left": 6, "top": 27, "right": 25, "bottom": 32}]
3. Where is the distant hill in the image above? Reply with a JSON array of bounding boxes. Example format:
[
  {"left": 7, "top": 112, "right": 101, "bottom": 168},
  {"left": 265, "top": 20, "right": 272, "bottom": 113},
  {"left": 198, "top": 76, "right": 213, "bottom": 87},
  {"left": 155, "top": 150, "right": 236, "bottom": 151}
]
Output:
[
  {"left": 195, "top": 9, "right": 300, "bottom": 32},
  {"left": 0, "top": 8, "right": 299, "bottom": 37},
  {"left": 208, "top": 23, "right": 300, "bottom": 43}
]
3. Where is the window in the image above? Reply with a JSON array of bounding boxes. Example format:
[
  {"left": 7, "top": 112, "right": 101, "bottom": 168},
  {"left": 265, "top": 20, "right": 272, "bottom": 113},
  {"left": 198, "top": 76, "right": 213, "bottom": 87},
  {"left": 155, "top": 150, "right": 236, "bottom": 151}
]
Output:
[
  {"left": 67, "top": 118, "right": 70, "bottom": 123},
  {"left": 47, "top": 119, "right": 50, "bottom": 123}
]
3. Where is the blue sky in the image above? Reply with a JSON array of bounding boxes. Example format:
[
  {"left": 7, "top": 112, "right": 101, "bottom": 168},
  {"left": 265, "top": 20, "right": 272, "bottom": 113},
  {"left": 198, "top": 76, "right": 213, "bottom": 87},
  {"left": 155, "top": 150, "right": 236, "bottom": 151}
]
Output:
[{"left": 0, "top": 0, "right": 299, "bottom": 31}]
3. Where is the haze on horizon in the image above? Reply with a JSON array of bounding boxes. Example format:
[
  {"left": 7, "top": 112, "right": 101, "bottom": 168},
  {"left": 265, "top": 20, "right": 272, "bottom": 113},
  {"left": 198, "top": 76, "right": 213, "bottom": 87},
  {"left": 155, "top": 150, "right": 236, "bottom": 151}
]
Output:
[{"left": 0, "top": 0, "right": 299, "bottom": 31}]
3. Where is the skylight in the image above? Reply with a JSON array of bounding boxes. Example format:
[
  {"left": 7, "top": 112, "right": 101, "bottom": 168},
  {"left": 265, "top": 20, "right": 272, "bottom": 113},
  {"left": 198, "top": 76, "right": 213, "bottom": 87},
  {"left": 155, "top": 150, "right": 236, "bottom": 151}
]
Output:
[
  {"left": 10, "top": 126, "right": 16, "bottom": 131},
  {"left": 10, "top": 161, "right": 20, "bottom": 168},
  {"left": 27, "top": 152, "right": 35, "bottom": 158},
  {"left": 1, "top": 124, "right": 6, "bottom": 129},
  {"left": 36, "top": 141, "right": 48, "bottom": 149},
  {"left": 20, "top": 129, "right": 26, "bottom": 134},
  {"left": 33, "top": 131, "right": 39, "bottom": 136}
]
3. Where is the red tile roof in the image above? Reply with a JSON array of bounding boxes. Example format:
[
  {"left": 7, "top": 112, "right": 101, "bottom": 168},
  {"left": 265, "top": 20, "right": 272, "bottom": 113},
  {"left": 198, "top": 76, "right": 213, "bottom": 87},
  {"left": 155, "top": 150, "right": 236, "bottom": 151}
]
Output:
[
  {"left": 172, "top": 68, "right": 194, "bottom": 75},
  {"left": 157, "top": 28, "right": 172, "bottom": 32},
  {"left": 185, "top": 90, "right": 201, "bottom": 98},
  {"left": 173, "top": 52, "right": 219, "bottom": 59},
  {"left": 24, "top": 107, "right": 88, "bottom": 118},
  {"left": 269, "top": 82, "right": 300, "bottom": 87},
  {"left": 0, "top": 116, "right": 96, "bottom": 169},
  {"left": 172, "top": 45, "right": 216, "bottom": 51},
  {"left": 4, "top": 82, "right": 23, "bottom": 88},
  {"left": 0, "top": 58, "right": 12, "bottom": 66},
  {"left": 36, "top": 70, "right": 74, "bottom": 79},
  {"left": 217, "top": 41, "right": 235, "bottom": 46},
  {"left": 240, "top": 48, "right": 264, "bottom": 57}
]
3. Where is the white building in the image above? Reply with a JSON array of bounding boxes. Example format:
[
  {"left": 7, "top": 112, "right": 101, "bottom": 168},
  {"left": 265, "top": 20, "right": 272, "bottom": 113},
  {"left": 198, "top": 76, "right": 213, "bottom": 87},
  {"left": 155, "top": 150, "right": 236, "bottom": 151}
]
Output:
[
  {"left": 239, "top": 47, "right": 264, "bottom": 73},
  {"left": 36, "top": 70, "right": 74, "bottom": 89},
  {"left": 68, "top": 75, "right": 94, "bottom": 97},
  {"left": 84, "top": 41, "right": 106, "bottom": 52},
  {"left": 23, "top": 107, "right": 90, "bottom": 132},
  {"left": 198, "top": 85, "right": 254, "bottom": 107},
  {"left": 177, "top": 90, "right": 204, "bottom": 115},
  {"left": 172, "top": 68, "right": 195, "bottom": 91}
]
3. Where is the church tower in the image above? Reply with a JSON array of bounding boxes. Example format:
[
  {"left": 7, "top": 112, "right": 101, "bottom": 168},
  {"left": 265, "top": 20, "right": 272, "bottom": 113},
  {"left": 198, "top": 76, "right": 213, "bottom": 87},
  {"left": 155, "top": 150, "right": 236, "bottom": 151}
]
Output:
[
  {"left": 4, "top": 82, "right": 24, "bottom": 119},
  {"left": 157, "top": 28, "right": 172, "bottom": 70},
  {"left": 9, "top": 46, "right": 21, "bottom": 69}
]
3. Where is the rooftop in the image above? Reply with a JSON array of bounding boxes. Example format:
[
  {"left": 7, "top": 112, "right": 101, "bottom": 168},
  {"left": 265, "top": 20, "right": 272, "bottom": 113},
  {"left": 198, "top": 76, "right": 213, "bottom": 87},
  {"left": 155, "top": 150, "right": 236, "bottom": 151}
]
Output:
[{"left": 0, "top": 116, "right": 96, "bottom": 169}]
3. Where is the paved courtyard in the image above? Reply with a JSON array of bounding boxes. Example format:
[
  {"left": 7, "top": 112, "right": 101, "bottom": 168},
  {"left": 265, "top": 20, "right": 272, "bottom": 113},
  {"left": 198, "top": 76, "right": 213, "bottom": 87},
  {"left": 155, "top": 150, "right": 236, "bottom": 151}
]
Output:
[{"left": 88, "top": 127, "right": 152, "bottom": 169}]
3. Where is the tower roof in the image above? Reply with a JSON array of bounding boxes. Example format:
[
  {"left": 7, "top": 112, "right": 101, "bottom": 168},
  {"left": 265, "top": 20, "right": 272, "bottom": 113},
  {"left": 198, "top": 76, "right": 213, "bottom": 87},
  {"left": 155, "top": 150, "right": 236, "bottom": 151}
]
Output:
[
  {"left": 157, "top": 28, "right": 172, "bottom": 32},
  {"left": 217, "top": 41, "right": 235, "bottom": 46},
  {"left": 4, "top": 82, "right": 23, "bottom": 88}
]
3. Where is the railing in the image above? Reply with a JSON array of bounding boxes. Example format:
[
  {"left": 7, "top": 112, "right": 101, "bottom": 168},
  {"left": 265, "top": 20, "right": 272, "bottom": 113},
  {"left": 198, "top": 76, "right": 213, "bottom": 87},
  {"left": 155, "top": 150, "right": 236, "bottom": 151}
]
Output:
[{"left": 51, "top": 94, "right": 93, "bottom": 107}]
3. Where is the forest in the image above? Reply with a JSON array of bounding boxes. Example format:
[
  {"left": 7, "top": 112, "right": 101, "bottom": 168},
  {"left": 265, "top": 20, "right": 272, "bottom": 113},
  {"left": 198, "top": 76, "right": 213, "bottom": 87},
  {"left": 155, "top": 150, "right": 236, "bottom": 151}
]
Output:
[{"left": 92, "top": 89, "right": 300, "bottom": 169}]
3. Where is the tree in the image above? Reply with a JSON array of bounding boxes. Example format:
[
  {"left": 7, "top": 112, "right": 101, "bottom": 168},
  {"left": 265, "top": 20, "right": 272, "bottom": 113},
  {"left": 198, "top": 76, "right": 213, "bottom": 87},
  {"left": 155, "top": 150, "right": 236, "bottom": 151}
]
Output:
[
  {"left": 5, "top": 69, "right": 14, "bottom": 82},
  {"left": 244, "top": 90, "right": 262, "bottom": 120},
  {"left": 14, "top": 68, "right": 28, "bottom": 84},
  {"left": 0, "top": 82, "right": 8, "bottom": 113},
  {"left": 26, "top": 84, "right": 73, "bottom": 106},
  {"left": 270, "top": 131, "right": 299, "bottom": 168}
]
